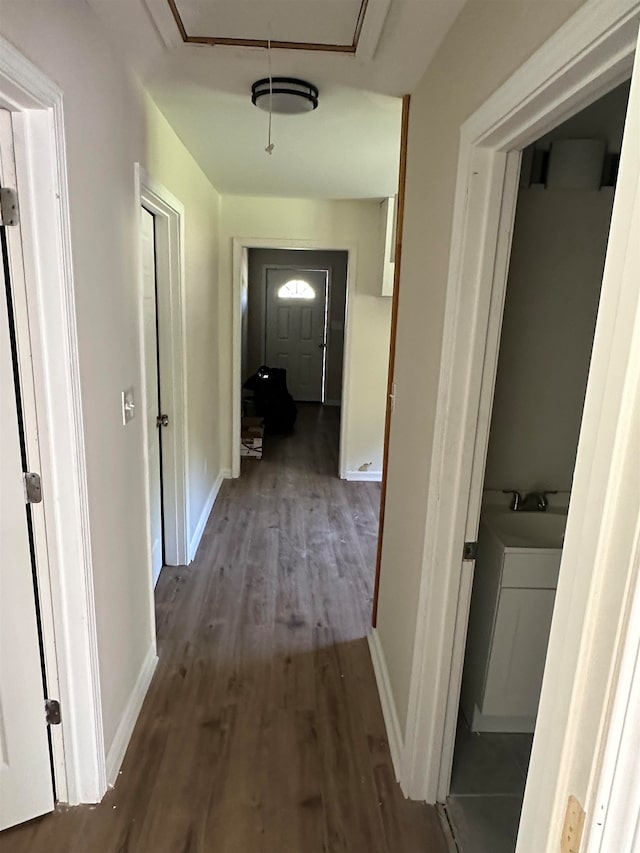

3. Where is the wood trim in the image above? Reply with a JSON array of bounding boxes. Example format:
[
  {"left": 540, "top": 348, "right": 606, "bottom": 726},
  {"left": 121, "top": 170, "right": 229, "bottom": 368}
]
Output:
[
  {"left": 372, "top": 94, "right": 410, "bottom": 627},
  {"left": 166, "top": 0, "right": 367, "bottom": 52},
  {"left": 353, "top": 0, "right": 371, "bottom": 49}
]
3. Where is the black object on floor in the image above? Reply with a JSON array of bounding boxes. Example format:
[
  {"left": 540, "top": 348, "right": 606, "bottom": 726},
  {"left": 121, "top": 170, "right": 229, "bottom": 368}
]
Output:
[{"left": 243, "top": 365, "right": 298, "bottom": 434}]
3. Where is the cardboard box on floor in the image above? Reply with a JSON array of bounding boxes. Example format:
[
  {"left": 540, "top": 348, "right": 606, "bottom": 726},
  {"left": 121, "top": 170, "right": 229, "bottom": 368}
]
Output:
[{"left": 241, "top": 416, "right": 264, "bottom": 459}]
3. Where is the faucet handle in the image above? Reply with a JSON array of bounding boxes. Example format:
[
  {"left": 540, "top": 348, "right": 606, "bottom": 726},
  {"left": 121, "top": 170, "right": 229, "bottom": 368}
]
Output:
[
  {"left": 502, "top": 490, "right": 522, "bottom": 511},
  {"left": 538, "top": 490, "right": 558, "bottom": 510}
]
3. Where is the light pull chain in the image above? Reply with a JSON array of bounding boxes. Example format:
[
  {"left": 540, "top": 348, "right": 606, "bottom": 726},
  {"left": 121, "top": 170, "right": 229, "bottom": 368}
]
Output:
[{"left": 265, "top": 35, "right": 275, "bottom": 155}]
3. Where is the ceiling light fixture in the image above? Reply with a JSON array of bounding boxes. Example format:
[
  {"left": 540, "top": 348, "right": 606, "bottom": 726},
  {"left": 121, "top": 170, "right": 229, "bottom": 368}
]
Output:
[{"left": 251, "top": 77, "right": 319, "bottom": 115}]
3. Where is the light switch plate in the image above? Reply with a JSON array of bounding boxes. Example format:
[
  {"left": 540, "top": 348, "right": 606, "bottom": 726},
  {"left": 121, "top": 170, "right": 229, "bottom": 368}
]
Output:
[{"left": 121, "top": 387, "right": 135, "bottom": 425}]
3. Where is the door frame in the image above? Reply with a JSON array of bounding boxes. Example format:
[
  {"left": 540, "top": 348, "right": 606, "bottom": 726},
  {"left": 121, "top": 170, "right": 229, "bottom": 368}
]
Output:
[
  {"left": 135, "top": 167, "right": 189, "bottom": 567},
  {"left": 0, "top": 36, "right": 106, "bottom": 802},
  {"left": 394, "top": 0, "right": 640, "bottom": 839},
  {"left": 262, "top": 264, "right": 331, "bottom": 402},
  {"left": 231, "top": 237, "right": 357, "bottom": 479}
]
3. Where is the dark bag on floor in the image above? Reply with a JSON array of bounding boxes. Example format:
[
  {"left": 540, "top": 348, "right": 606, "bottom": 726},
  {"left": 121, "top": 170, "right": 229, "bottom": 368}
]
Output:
[{"left": 243, "top": 366, "right": 297, "bottom": 435}]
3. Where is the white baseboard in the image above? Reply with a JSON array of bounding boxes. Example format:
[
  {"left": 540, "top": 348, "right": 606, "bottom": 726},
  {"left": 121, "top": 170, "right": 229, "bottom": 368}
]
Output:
[
  {"left": 368, "top": 629, "right": 403, "bottom": 783},
  {"left": 106, "top": 644, "right": 158, "bottom": 786},
  {"left": 344, "top": 470, "right": 383, "bottom": 482},
  {"left": 220, "top": 467, "right": 232, "bottom": 479},
  {"left": 188, "top": 471, "right": 225, "bottom": 562}
]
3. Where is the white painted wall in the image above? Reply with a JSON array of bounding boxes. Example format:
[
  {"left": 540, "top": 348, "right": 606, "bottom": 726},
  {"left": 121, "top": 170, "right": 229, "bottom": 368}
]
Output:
[
  {"left": 375, "top": 0, "right": 586, "bottom": 737},
  {"left": 0, "top": 2, "right": 225, "bottom": 766},
  {"left": 219, "top": 196, "right": 392, "bottom": 477},
  {"left": 0, "top": 1, "right": 152, "bottom": 757},
  {"left": 145, "top": 97, "right": 225, "bottom": 547},
  {"left": 483, "top": 187, "right": 613, "bottom": 493}
]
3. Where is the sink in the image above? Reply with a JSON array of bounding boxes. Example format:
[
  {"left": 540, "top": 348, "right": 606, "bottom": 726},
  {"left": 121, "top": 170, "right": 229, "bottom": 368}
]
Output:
[{"left": 484, "top": 510, "right": 567, "bottom": 549}]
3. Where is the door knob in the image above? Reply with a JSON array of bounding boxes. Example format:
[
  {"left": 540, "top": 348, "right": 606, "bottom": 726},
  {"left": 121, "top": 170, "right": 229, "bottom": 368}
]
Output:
[
  {"left": 156, "top": 414, "right": 169, "bottom": 427},
  {"left": 318, "top": 343, "right": 327, "bottom": 350}
]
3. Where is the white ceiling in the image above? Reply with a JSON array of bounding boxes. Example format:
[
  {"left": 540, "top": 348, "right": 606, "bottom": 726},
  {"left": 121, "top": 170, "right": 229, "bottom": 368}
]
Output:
[{"left": 88, "top": 0, "right": 467, "bottom": 198}]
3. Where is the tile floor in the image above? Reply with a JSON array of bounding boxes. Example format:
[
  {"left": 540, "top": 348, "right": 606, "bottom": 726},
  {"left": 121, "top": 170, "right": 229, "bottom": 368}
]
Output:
[{"left": 445, "top": 716, "right": 533, "bottom": 853}]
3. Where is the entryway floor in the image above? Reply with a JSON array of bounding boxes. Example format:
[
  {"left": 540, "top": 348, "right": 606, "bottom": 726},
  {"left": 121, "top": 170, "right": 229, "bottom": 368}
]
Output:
[
  {"left": 1, "top": 403, "right": 448, "bottom": 852},
  {"left": 445, "top": 715, "right": 533, "bottom": 853}
]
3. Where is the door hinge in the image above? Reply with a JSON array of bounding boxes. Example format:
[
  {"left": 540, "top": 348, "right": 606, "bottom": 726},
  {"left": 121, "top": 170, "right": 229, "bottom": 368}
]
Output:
[
  {"left": 0, "top": 187, "right": 19, "bottom": 226},
  {"left": 463, "top": 541, "right": 478, "bottom": 561},
  {"left": 45, "top": 699, "right": 61, "bottom": 726},
  {"left": 24, "top": 472, "right": 42, "bottom": 504}
]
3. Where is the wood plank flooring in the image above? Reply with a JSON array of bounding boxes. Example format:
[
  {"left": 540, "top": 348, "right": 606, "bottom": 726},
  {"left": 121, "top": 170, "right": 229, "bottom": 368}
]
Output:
[{"left": 1, "top": 404, "right": 448, "bottom": 852}]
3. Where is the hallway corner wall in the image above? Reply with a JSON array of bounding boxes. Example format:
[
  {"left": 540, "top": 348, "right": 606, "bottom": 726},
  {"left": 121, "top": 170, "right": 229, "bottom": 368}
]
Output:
[
  {"left": 0, "top": 1, "right": 155, "bottom": 770},
  {"left": 375, "top": 0, "right": 586, "bottom": 748}
]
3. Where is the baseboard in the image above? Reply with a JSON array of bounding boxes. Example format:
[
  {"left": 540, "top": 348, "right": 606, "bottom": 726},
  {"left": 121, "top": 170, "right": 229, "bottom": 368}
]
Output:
[
  {"left": 470, "top": 703, "right": 535, "bottom": 733},
  {"left": 368, "top": 629, "right": 403, "bottom": 782},
  {"left": 344, "top": 470, "right": 383, "bottom": 482},
  {"left": 106, "top": 644, "right": 158, "bottom": 786},
  {"left": 188, "top": 471, "right": 225, "bottom": 562},
  {"left": 220, "top": 467, "right": 232, "bottom": 480}
]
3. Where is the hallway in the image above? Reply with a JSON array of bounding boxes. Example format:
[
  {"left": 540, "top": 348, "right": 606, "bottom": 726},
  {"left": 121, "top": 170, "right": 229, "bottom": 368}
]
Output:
[{"left": 1, "top": 404, "right": 447, "bottom": 853}]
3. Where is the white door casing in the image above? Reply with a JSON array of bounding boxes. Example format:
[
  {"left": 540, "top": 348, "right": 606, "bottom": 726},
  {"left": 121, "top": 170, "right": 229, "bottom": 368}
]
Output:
[
  {"left": 0, "top": 36, "right": 106, "bottom": 805},
  {"left": 231, "top": 238, "right": 358, "bottom": 480},
  {"left": 265, "top": 268, "right": 328, "bottom": 402},
  {"left": 0, "top": 218, "right": 54, "bottom": 831},
  {"left": 141, "top": 208, "right": 163, "bottom": 585},
  {"left": 136, "top": 167, "right": 189, "bottom": 566}
]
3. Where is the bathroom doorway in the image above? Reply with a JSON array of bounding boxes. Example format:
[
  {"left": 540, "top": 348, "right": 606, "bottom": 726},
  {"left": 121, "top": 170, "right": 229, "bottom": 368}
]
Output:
[{"left": 443, "top": 80, "right": 631, "bottom": 853}]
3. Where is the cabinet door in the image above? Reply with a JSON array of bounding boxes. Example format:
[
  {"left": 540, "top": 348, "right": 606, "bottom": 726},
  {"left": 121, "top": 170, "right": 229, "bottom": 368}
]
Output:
[{"left": 482, "top": 588, "right": 556, "bottom": 718}]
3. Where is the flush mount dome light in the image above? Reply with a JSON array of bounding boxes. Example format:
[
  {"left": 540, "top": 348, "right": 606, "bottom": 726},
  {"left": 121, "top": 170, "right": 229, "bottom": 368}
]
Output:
[{"left": 251, "top": 77, "right": 319, "bottom": 114}]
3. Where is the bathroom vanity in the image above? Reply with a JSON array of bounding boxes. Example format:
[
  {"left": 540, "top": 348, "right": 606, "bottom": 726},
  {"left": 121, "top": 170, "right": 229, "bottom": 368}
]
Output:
[{"left": 460, "top": 509, "right": 567, "bottom": 733}]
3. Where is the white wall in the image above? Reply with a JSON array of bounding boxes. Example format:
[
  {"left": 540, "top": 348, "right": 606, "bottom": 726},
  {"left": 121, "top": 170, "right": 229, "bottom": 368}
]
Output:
[
  {"left": 0, "top": 1, "right": 151, "bottom": 757},
  {"left": 484, "top": 188, "right": 613, "bottom": 493},
  {"left": 145, "top": 96, "right": 225, "bottom": 548},
  {"left": 219, "top": 196, "right": 392, "bottom": 478},
  {"left": 0, "top": 2, "right": 225, "bottom": 766},
  {"left": 375, "top": 0, "right": 586, "bottom": 738}
]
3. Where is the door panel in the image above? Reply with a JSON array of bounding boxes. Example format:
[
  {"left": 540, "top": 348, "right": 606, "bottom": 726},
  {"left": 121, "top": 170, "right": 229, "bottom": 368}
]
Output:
[
  {"left": 0, "top": 235, "right": 54, "bottom": 830},
  {"left": 141, "top": 209, "right": 163, "bottom": 586},
  {"left": 265, "top": 268, "right": 328, "bottom": 402}
]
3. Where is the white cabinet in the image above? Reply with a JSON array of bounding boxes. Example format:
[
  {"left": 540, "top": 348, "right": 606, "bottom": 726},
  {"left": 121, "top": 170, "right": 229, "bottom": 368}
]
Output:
[
  {"left": 460, "top": 519, "right": 561, "bottom": 733},
  {"left": 378, "top": 196, "right": 396, "bottom": 297}
]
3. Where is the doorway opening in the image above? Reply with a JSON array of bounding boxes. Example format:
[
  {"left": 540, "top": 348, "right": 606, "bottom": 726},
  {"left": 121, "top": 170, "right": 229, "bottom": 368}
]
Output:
[
  {"left": 241, "top": 248, "right": 347, "bottom": 476},
  {"left": 137, "top": 169, "right": 190, "bottom": 569},
  {"left": 140, "top": 206, "right": 167, "bottom": 585},
  {"left": 443, "top": 80, "right": 631, "bottom": 853}
]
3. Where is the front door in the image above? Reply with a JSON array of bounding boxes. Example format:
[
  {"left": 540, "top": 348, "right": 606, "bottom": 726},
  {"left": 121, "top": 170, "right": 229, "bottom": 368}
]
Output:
[
  {"left": 265, "top": 268, "right": 328, "bottom": 402},
  {"left": 0, "top": 197, "right": 55, "bottom": 830}
]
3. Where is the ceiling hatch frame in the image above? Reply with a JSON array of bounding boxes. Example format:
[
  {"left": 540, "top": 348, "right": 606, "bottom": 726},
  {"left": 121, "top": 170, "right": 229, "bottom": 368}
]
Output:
[{"left": 164, "top": 0, "right": 388, "bottom": 54}]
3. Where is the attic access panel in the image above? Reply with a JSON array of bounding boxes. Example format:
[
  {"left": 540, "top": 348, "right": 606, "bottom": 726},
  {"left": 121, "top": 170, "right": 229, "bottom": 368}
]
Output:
[{"left": 167, "top": 0, "right": 370, "bottom": 52}]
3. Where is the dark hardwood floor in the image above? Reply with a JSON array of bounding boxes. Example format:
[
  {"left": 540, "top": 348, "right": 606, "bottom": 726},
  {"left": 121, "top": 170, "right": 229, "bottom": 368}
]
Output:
[{"left": 1, "top": 404, "right": 448, "bottom": 852}]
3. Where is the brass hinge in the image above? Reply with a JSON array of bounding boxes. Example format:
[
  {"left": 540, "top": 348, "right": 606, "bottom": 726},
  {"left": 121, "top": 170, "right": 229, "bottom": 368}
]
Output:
[
  {"left": 24, "top": 472, "right": 42, "bottom": 504},
  {"left": 45, "top": 699, "right": 61, "bottom": 726},
  {"left": 0, "top": 187, "right": 19, "bottom": 226}
]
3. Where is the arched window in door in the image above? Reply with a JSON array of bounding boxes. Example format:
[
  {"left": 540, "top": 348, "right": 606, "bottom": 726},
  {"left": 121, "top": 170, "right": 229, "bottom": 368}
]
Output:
[{"left": 277, "top": 279, "right": 316, "bottom": 300}]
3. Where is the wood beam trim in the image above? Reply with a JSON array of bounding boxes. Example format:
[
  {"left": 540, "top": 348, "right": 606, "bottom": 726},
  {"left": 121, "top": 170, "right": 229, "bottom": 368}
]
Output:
[{"left": 372, "top": 94, "right": 411, "bottom": 628}]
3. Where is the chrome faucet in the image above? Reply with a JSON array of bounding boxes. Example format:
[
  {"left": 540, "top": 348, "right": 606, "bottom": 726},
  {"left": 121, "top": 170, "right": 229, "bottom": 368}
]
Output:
[{"left": 503, "top": 490, "right": 557, "bottom": 511}]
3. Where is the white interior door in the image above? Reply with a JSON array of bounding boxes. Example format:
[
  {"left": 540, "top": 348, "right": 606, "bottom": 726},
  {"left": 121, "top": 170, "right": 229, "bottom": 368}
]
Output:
[
  {"left": 0, "top": 233, "right": 54, "bottom": 830},
  {"left": 265, "top": 268, "right": 328, "bottom": 401},
  {"left": 141, "top": 208, "right": 164, "bottom": 586}
]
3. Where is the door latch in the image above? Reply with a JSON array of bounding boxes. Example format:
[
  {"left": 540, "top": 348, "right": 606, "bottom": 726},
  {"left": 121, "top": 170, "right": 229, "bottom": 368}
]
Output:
[
  {"left": 463, "top": 541, "right": 478, "bottom": 561},
  {"left": 45, "top": 699, "right": 61, "bottom": 726},
  {"left": 156, "top": 414, "right": 169, "bottom": 427}
]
